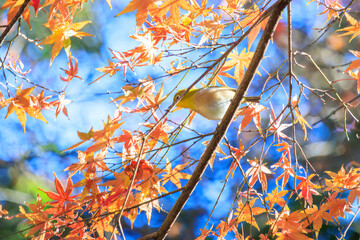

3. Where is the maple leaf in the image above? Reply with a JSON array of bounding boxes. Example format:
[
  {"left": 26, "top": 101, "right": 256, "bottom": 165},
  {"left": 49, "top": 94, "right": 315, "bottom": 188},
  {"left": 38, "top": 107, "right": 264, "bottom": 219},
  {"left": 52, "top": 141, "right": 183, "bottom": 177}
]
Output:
[
  {"left": 41, "top": 15, "right": 93, "bottom": 65},
  {"left": 142, "top": 115, "right": 173, "bottom": 150},
  {"left": 344, "top": 50, "right": 360, "bottom": 93},
  {"left": 246, "top": 158, "right": 274, "bottom": 191},
  {"left": 0, "top": 0, "right": 32, "bottom": 28},
  {"left": 218, "top": 0, "right": 246, "bottom": 14},
  {"left": 0, "top": 91, "right": 7, "bottom": 109},
  {"left": 113, "top": 80, "right": 155, "bottom": 106},
  {"left": 195, "top": 226, "right": 214, "bottom": 240},
  {"left": 7, "top": 55, "right": 31, "bottom": 76},
  {"left": 215, "top": 218, "right": 238, "bottom": 239},
  {"left": 124, "top": 159, "right": 158, "bottom": 187},
  {"left": 271, "top": 210, "right": 308, "bottom": 237},
  {"left": 64, "top": 118, "right": 123, "bottom": 153},
  {"left": 40, "top": 173, "right": 79, "bottom": 208},
  {"left": 271, "top": 142, "right": 293, "bottom": 189},
  {"left": 16, "top": 195, "right": 59, "bottom": 238},
  {"left": 234, "top": 199, "right": 266, "bottom": 230},
  {"left": 319, "top": 0, "right": 343, "bottom": 23},
  {"left": 265, "top": 187, "right": 288, "bottom": 208},
  {"left": 295, "top": 175, "right": 319, "bottom": 206},
  {"left": 60, "top": 55, "right": 82, "bottom": 82},
  {"left": 65, "top": 150, "right": 109, "bottom": 177},
  {"left": 223, "top": 49, "right": 259, "bottom": 85},
  {"left": 268, "top": 104, "right": 292, "bottom": 141},
  {"left": 337, "top": 13, "right": 360, "bottom": 42},
  {"left": 275, "top": 229, "right": 312, "bottom": 240},
  {"left": 115, "top": 129, "right": 143, "bottom": 160},
  {"left": 50, "top": 94, "right": 71, "bottom": 119},
  {"left": 197, "top": 13, "right": 224, "bottom": 45},
  {"left": 84, "top": 118, "right": 124, "bottom": 154},
  {"left": 156, "top": 0, "right": 195, "bottom": 26},
  {"left": 0, "top": 204, "right": 9, "bottom": 219},
  {"left": 31, "top": 0, "right": 39, "bottom": 15},
  {"left": 131, "top": 32, "right": 159, "bottom": 65},
  {"left": 236, "top": 103, "right": 267, "bottom": 135},
  {"left": 236, "top": 5, "right": 268, "bottom": 49},
  {"left": 162, "top": 159, "right": 191, "bottom": 188},
  {"left": 110, "top": 48, "right": 135, "bottom": 76},
  {"left": 304, "top": 204, "right": 333, "bottom": 235},
  {"left": 324, "top": 192, "right": 347, "bottom": 223},
  {"left": 102, "top": 172, "right": 130, "bottom": 206},
  {"left": 93, "top": 60, "right": 122, "bottom": 83},
  {"left": 291, "top": 97, "right": 312, "bottom": 140},
  {"left": 5, "top": 86, "right": 35, "bottom": 132},
  {"left": 192, "top": 0, "right": 213, "bottom": 17},
  {"left": 271, "top": 153, "right": 294, "bottom": 189},
  {"left": 115, "top": 0, "right": 158, "bottom": 27},
  {"left": 325, "top": 166, "right": 360, "bottom": 192},
  {"left": 221, "top": 140, "right": 248, "bottom": 178},
  {"left": 93, "top": 49, "right": 135, "bottom": 84},
  {"left": 73, "top": 173, "right": 102, "bottom": 200},
  {"left": 145, "top": 83, "right": 167, "bottom": 109}
]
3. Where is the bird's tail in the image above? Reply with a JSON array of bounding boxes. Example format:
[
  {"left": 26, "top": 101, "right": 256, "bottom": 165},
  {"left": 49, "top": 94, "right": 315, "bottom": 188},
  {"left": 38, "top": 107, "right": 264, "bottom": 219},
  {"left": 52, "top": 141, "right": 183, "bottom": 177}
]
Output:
[{"left": 242, "top": 96, "right": 261, "bottom": 103}]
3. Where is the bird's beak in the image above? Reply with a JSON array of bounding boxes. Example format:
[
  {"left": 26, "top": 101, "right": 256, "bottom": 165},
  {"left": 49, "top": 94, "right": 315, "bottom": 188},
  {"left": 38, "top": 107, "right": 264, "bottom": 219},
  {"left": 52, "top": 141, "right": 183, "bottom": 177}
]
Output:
[{"left": 171, "top": 106, "right": 182, "bottom": 112}]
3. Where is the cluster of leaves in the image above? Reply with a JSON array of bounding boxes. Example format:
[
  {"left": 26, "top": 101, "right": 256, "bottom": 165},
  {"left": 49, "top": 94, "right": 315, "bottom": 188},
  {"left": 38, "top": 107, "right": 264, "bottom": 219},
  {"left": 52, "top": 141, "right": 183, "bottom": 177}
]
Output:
[{"left": 0, "top": 0, "right": 360, "bottom": 239}]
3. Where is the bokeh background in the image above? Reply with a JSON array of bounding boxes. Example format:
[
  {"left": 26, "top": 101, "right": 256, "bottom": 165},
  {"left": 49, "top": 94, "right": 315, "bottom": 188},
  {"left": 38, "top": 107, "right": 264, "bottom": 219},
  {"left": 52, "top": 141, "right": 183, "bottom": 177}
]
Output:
[{"left": 1, "top": 0, "right": 360, "bottom": 239}]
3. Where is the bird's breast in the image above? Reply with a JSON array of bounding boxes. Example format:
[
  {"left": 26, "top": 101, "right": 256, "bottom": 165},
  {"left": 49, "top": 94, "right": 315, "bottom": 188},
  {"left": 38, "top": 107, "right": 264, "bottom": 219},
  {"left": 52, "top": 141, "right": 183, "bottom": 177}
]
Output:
[{"left": 193, "top": 88, "right": 235, "bottom": 120}]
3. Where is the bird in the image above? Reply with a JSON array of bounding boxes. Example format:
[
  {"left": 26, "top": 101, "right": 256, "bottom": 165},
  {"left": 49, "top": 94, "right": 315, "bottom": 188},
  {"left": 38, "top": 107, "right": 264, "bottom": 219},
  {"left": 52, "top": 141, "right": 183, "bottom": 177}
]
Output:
[{"left": 173, "top": 87, "right": 260, "bottom": 120}]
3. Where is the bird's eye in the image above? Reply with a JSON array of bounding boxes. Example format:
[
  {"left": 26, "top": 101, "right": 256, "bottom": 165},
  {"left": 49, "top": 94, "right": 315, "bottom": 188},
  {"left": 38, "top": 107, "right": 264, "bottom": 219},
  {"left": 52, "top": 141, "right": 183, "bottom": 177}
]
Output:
[{"left": 175, "top": 95, "right": 181, "bottom": 100}]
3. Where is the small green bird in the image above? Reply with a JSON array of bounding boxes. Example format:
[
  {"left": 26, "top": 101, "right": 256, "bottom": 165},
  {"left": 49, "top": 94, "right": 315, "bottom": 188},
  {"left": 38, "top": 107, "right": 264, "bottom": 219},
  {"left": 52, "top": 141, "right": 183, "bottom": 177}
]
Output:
[{"left": 173, "top": 87, "right": 260, "bottom": 120}]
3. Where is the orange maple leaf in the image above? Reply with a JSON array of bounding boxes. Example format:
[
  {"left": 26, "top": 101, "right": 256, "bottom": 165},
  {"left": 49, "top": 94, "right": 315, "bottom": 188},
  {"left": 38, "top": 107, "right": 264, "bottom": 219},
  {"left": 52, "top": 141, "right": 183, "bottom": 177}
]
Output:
[
  {"left": 41, "top": 14, "right": 92, "bottom": 65},
  {"left": 291, "top": 97, "right": 312, "bottom": 140},
  {"left": 319, "top": 0, "right": 343, "bottom": 23},
  {"left": 237, "top": 5, "right": 268, "bottom": 49},
  {"left": 195, "top": 227, "right": 214, "bottom": 240},
  {"left": 156, "top": 0, "right": 195, "bottom": 26},
  {"left": 246, "top": 158, "right": 273, "bottom": 191},
  {"left": 324, "top": 192, "right": 347, "bottom": 223},
  {"left": 142, "top": 115, "right": 172, "bottom": 150},
  {"left": 162, "top": 159, "right": 191, "bottom": 188},
  {"left": 51, "top": 94, "right": 71, "bottom": 119},
  {"left": 271, "top": 142, "right": 294, "bottom": 189},
  {"left": 60, "top": 56, "right": 82, "bottom": 82},
  {"left": 113, "top": 80, "right": 155, "bottom": 106},
  {"left": 236, "top": 103, "right": 267, "bottom": 135},
  {"left": 223, "top": 49, "right": 256, "bottom": 85},
  {"left": 115, "top": 0, "right": 158, "bottom": 27},
  {"left": 130, "top": 32, "right": 159, "bottom": 65},
  {"left": 197, "top": 13, "right": 224, "bottom": 45},
  {"left": 5, "top": 86, "right": 50, "bottom": 132},
  {"left": 234, "top": 199, "right": 267, "bottom": 230},
  {"left": 0, "top": 0, "right": 33, "bottom": 28},
  {"left": 344, "top": 50, "right": 360, "bottom": 93},
  {"left": 221, "top": 140, "right": 248, "bottom": 178},
  {"left": 40, "top": 173, "right": 79, "bottom": 207},
  {"left": 265, "top": 187, "right": 288, "bottom": 209},
  {"left": 304, "top": 204, "right": 333, "bottom": 235},
  {"left": 271, "top": 210, "right": 308, "bottom": 237},
  {"left": 337, "top": 13, "right": 360, "bottom": 42},
  {"left": 295, "top": 175, "right": 319, "bottom": 206}
]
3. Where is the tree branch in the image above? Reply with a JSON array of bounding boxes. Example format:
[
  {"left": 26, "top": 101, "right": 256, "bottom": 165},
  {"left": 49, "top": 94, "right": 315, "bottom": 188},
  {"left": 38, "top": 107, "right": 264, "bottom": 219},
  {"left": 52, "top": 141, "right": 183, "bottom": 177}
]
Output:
[
  {"left": 0, "top": 0, "right": 31, "bottom": 46},
  {"left": 138, "top": 0, "right": 291, "bottom": 239}
]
